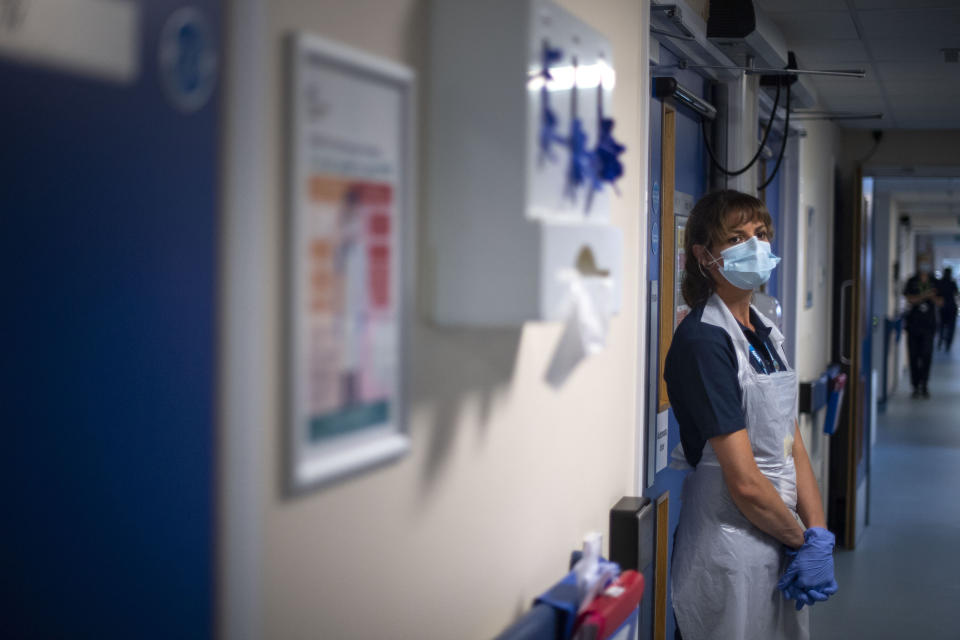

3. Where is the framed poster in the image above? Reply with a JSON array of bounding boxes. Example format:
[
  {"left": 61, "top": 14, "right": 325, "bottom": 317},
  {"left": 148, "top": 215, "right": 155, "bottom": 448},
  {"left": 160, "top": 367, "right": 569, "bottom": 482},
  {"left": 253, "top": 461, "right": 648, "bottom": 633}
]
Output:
[{"left": 285, "top": 33, "right": 413, "bottom": 493}]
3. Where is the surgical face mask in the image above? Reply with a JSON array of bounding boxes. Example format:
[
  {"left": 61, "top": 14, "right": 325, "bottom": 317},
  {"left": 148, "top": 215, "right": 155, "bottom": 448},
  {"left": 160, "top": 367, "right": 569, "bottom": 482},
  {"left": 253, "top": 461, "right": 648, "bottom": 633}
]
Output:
[{"left": 706, "top": 236, "right": 781, "bottom": 290}]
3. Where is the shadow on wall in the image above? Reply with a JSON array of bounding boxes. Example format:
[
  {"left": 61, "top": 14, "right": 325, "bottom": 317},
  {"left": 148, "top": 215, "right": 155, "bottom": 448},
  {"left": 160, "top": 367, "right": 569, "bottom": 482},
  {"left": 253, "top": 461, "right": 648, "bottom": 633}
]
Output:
[
  {"left": 405, "top": 0, "right": 523, "bottom": 500},
  {"left": 411, "top": 325, "right": 522, "bottom": 494}
]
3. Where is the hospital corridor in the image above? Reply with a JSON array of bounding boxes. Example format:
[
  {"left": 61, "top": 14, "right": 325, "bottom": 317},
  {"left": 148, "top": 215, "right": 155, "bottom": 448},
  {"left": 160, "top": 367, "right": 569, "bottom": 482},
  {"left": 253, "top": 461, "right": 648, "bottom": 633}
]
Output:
[
  {"left": 5, "top": 1, "right": 960, "bottom": 639},
  {"left": 811, "top": 348, "right": 960, "bottom": 639}
]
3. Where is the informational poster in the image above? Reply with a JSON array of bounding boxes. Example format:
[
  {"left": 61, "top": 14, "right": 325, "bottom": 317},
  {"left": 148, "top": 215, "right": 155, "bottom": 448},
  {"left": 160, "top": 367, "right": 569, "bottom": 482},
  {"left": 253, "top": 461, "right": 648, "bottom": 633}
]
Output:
[
  {"left": 287, "top": 33, "right": 412, "bottom": 492},
  {"left": 674, "top": 191, "right": 694, "bottom": 330},
  {"left": 675, "top": 214, "right": 689, "bottom": 330},
  {"left": 656, "top": 410, "right": 669, "bottom": 473}
]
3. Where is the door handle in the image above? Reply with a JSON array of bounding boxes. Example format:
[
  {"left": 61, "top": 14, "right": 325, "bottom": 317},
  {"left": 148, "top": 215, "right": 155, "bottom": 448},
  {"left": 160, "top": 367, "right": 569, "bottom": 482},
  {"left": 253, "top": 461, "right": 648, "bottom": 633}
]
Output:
[{"left": 839, "top": 280, "right": 853, "bottom": 365}]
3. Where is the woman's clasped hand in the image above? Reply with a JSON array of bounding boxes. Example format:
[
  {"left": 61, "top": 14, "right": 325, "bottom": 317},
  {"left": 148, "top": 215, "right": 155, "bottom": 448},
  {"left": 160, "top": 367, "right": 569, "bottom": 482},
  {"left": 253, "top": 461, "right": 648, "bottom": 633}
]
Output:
[{"left": 777, "top": 527, "right": 840, "bottom": 610}]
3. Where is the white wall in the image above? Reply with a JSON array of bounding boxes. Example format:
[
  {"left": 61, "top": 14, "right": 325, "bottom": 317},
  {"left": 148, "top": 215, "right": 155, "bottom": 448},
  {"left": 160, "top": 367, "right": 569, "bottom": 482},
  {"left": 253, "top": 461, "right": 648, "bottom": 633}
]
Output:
[
  {"left": 890, "top": 200, "right": 904, "bottom": 391},
  {"left": 887, "top": 198, "right": 902, "bottom": 318},
  {"left": 933, "top": 236, "right": 960, "bottom": 267},
  {"left": 895, "top": 201, "right": 914, "bottom": 383},
  {"left": 220, "top": 1, "right": 651, "bottom": 638},
  {"left": 870, "top": 187, "right": 909, "bottom": 399},
  {"left": 793, "top": 121, "right": 840, "bottom": 382},
  {"left": 791, "top": 120, "right": 841, "bottom": 510}
]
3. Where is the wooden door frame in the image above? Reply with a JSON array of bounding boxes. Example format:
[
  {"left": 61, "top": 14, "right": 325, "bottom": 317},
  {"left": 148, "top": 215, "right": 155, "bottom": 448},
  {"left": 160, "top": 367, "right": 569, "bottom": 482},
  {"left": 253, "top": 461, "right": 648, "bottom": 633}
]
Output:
[
  {"left": 657, "top": 103, "right": 676, "bottom": 412},
  {"left": 831, "top": 168, "right": 870, "bottom": 549}
]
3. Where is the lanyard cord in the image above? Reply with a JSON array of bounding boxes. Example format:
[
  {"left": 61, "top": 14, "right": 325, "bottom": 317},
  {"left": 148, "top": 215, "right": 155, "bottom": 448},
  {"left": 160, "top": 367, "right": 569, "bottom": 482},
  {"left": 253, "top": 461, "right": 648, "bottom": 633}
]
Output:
[{"left": 748, "top": 342, "right": 781, "bottom": 374}]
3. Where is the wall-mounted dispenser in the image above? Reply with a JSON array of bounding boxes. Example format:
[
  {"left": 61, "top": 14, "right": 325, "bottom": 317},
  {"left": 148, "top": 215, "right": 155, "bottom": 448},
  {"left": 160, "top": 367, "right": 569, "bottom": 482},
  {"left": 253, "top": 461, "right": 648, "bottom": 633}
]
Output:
[{"left": 428, "top": 0, "right": 624, "bottom": 326}]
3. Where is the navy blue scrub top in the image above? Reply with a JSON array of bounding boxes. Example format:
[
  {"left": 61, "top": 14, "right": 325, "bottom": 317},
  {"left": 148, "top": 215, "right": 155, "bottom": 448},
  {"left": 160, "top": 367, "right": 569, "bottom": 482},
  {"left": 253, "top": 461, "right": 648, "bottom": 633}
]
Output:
[{"left": 664, "top": 304, "right": 786, "bottom": 468}]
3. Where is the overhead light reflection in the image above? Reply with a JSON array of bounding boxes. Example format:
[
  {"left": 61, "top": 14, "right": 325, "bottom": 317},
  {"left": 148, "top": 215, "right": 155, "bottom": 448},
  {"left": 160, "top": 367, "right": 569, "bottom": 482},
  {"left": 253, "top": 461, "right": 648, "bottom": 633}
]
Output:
[{"left": 527, "top": 60, "right": 616, "bottom": 92}]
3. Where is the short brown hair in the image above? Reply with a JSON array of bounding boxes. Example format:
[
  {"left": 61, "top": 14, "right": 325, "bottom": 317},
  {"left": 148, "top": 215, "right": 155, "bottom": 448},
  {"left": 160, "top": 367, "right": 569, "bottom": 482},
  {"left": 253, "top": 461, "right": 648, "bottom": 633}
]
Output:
[{"left": 681, "top": 190, "right": 774, "bottom": 308}]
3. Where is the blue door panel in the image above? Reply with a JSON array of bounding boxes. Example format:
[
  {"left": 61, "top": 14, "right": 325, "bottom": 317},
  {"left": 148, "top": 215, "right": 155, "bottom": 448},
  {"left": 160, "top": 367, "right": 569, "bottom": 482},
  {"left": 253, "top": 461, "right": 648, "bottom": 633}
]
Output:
[{"left": 2, "top": 2, "right": 219, "bottom": 638}]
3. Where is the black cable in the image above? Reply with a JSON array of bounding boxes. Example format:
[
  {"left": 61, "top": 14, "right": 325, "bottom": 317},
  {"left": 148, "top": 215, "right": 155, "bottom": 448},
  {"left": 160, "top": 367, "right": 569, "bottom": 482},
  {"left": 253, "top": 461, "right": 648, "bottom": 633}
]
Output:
[
  {"left": 701, "top": 79, "right": 781, "bottom": 177},
  {"left": 759, "top": 81, "right": 792, "bottom": 191},
  {"left": 856, "top": 130, "right": 883, "bottom": 165}
]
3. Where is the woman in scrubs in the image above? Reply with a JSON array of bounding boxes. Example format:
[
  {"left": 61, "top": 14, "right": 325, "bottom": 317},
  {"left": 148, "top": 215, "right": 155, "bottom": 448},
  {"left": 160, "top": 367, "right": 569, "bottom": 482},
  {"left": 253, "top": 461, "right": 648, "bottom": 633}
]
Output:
[{"left": 665, "top": 190, "right": 838, "bottom": 640}]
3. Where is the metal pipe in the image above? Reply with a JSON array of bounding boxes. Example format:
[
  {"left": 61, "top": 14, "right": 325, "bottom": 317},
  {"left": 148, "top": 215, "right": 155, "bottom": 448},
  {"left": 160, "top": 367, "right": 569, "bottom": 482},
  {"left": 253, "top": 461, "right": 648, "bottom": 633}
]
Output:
[
  {"left": 681, "top": 64, "right": 866, "bottom": 79},
  {"left": 791, "top": 113, "right": 884, "bottom": 121}
]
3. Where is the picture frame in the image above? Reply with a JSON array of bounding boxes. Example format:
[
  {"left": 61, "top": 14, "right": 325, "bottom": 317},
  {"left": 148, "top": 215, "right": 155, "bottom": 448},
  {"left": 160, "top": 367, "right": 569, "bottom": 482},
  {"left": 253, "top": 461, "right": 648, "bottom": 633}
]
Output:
[{"left": 284, "top": 33, "right": 413, "bottom": 494}]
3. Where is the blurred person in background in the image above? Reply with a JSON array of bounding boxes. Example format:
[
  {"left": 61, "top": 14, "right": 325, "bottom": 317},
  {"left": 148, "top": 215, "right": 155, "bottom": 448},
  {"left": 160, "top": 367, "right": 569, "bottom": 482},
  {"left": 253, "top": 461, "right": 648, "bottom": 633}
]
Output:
[
  {"left": 903, "top": 266, "right": 941, "bottom": 398},
  {"left": 936, "top": 267, "right": 958, "bottom": 353}
]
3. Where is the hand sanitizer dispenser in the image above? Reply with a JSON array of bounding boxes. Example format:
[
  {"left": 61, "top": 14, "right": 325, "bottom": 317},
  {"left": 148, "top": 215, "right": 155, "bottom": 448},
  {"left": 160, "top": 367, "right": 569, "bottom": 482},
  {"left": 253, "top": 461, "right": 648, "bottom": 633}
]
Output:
[{"left": 428, "top": 0, "right": 625, "bottom": 326}]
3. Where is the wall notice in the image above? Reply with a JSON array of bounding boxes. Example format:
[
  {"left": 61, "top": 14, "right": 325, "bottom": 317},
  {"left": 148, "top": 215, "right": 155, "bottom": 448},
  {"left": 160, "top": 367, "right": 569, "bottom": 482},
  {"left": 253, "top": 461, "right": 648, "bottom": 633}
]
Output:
[
  {"left": 287, "top": 33, "right": 412, "bottom": 492},
  {"left": 656, "top": 410, "right": 669, "bottom": 473}
]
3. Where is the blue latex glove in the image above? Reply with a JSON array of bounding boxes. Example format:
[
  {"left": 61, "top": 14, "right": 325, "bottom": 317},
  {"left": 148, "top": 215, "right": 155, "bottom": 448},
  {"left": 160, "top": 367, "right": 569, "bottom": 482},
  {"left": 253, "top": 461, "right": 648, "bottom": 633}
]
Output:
[
  {"left": 782, "top": 580, "right": 832, "bottom": 610},
  {"left": 778, "top": 527, "right": 839, "bottom": 609}
]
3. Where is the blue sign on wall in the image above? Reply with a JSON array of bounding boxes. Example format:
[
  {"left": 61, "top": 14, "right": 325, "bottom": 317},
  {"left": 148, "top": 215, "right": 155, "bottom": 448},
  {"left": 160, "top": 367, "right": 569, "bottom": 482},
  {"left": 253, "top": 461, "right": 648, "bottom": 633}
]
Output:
[{"left": 159, "top": 7, "right": 218, "bottom": 113}]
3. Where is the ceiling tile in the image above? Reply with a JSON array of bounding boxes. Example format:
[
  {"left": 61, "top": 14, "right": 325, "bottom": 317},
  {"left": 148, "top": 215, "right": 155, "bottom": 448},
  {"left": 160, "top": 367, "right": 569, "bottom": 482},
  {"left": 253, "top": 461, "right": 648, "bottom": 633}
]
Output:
[
  {"left": 839, "top": 119, "right": 895, "bottom": 130},
  {"left": 854, "top": 0, "right": 960, "bottom": 9},
  {"left": 857, "top": 8, "right": 960, "bottom": 39},
  {"left": 876, "top": 60, "right": 960, "bottom": 82},
  {"left": 788, "top": 40, "right": 871, "bottom": 65},
  {"left": 897, "top": 120, "right": 960, "bottom": 131},
  {"left": 884, "top": 82, "right": 960, "bottom": 104},
  {"left": 867, "top": 38, "right": 954, "bottom": 63},
  {"left": 808, "top": 95, "right": 884, "bottom": 114},
  {"left": 774, "top": 12, "right": 861, "bottom": 41},
  {"left": 812, "top": 88, "right": 884, "bottom": 105},
  {"left": 757, "top": 0, "right": 848, "bottom": 12},
  {"left": 751, "top": 4, "right": 960, "bottom": 130},
  {"left": 892, "top": 105, "right": 960, "bottom": 117},
  {"left": 891, "top": 107, "right": 960, "bottom": 128}
]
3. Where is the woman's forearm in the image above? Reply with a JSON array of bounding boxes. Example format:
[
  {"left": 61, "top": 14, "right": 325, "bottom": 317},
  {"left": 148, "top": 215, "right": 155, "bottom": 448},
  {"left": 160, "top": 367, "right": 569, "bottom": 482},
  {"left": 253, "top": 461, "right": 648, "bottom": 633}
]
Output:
[
  {"left": 712, "top": 430, "right": 806, "bottom": 548},
  {"left": 726, "top": 471, "right": 806, "bottom": 549}
]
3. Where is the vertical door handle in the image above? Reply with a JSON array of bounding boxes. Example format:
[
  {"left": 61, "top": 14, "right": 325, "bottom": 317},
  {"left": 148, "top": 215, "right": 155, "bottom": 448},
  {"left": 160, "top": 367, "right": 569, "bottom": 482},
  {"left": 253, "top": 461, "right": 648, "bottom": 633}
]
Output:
[{"left": 839, "top": 279, "right": 854, "bottom": 365}]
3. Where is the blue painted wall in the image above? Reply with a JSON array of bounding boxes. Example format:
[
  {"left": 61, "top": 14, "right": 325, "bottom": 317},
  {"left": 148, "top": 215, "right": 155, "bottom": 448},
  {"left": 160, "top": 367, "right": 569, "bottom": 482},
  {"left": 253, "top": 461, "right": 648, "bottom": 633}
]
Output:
[
  {"left": 2, "top": 2, "right": 220, "bottom": 638},
  {"left": 646, "top": 45, "right": 710, "bottom": 640}
]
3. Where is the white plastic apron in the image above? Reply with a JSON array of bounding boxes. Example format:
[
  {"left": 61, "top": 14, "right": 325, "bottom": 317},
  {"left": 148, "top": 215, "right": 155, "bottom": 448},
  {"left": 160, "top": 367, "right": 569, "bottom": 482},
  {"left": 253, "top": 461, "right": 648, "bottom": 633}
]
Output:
[{"left": 671, "top": 294, "right": 807, "bottom": 640}]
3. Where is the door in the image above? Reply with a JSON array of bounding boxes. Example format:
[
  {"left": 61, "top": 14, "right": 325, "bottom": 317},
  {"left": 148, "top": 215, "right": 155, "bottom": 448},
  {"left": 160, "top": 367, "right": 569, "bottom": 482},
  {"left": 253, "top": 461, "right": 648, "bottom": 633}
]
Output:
[
  {"left": 828, "top": 169, "right": 873, "bottom": 549},
  {"left": 2, "top": 2, "right": 221, "bottom": 637}
]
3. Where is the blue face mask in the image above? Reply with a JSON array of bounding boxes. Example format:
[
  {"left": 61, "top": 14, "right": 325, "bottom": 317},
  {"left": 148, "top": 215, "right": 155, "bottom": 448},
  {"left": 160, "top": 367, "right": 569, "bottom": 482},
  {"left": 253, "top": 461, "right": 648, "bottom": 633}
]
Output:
[{"left": 707, "top": 236, "right": 781, "bottom": 290}]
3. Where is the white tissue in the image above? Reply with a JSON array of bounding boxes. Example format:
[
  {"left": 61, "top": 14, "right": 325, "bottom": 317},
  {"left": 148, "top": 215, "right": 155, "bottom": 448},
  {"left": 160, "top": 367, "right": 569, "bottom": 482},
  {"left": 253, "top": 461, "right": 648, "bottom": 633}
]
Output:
[{"left": 545, "top": 272, "right": 614, "bottom": 387}]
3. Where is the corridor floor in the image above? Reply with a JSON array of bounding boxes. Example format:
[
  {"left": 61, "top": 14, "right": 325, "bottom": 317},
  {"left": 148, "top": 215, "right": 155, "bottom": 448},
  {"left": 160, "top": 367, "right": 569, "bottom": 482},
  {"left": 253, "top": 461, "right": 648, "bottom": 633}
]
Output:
[{"left": 810, "top": 346, "right": 960, "bottom": 639}]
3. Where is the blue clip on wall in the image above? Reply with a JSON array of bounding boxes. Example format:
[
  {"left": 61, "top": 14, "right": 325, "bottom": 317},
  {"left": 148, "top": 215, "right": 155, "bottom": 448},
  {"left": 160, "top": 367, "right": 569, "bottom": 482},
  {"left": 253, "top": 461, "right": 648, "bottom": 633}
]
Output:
[
  {"left": 823, "top": 370, "right": 848, "bottom": 436},
  {"left": 799, "top": 365, "right": 846, "bottom": 435}
]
